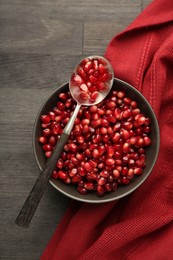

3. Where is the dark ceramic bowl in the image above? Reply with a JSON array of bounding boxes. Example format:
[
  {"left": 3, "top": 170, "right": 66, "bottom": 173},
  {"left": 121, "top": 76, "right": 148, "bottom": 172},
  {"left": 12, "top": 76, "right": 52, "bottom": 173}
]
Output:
[{"left": 33, "top": 78, "right": 160, "bottom": 203}]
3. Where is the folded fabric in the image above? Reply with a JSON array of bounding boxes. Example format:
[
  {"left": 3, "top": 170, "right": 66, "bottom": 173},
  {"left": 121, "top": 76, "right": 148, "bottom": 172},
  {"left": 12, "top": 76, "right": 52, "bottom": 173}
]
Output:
[{"left": 41, "top": 0, "right": 173, "bottom": 259}]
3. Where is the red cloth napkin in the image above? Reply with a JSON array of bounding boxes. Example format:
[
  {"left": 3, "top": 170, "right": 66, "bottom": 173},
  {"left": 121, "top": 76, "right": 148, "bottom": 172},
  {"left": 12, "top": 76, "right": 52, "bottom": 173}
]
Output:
[{"left": 41, "top": 0, "right": 173, "bottom": 259}]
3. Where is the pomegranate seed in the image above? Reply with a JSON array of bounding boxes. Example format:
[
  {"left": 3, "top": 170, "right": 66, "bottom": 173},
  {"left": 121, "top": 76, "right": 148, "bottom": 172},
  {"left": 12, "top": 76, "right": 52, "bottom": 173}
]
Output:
[
  {"left": 72, "top": 174, "right": 81, "bottom": 183},
  {"left": 84, "top": 162, "right": 93, "bottom": 172},
  {"left": 51, "top": 170, "right": 59, "bottom": 179},
  {"left": 113, "top": 169, "right": 120, "bottom": 178},
  {"left": 90, "top": 91, "right": 99, "bottom": 101},
  {"left": 45, "top": 151, "right": 52, "bottom": 158},
  {"left": 100, "top": 170, "right": 109, "bottom": 178},
  {"left": 112, "top": 133, "right": 121, "bottom": 143},
  {"left": 59, "top": 92, "right": 68, "bottom": 101},
  {"left": 92, "top": 149, "right": 100, "bottom": 159},
  {"left": 77, "top": 187, "right": 87, "bottom": 195},
  {"left": 121, "top": 176, "right": 130, "bottom": 185},
  {"left": 80, "top": 91, "right": 89, "bottom": 100},
  {"left": 134, "top": 167, "right": 143, "bottom": 175},
  {"left": 49, "top": 111, "right": 56, "bottom": 120},
  {"left": 69, "top": 168, "right": 77, "bottom": 177},
  {"left": 76, "top": 135, "right": 84, "bottom": 144},
  {"left": 68, "top": 143, "right": 78, "bottom": 152},
  {"left": 39, "top": 136, "right": 47, "bottom": 144},
  {"left": 78, "top": 166, "right": 86, "bottom": 176},
  {"left": 81, "top": 119, "right": 90, "bottom": 125},
  {"left": 56, "top": 159, "right": 64, "bottom": 169},
  {"left": 96, "top": 185, "right": 105, "bottom": 196},
  {"left": 117, "top": 91, "right": 125, "bottom": 98},
  {"left": 84, "top": 182, "right": 95, "bottom": 190},
  {"left": 143, "top": 136, "right": 152, "bottom": 146},
  {"left": 106, "top": 158, "right": 115, "bottom": 166},
  {"left": 111, "top": 182, "right": 118, "bottom": 191},
  {"left": 49, "top": 136, "right": 56, "bottom": 146},
  {"left": 57, "top": 170, "right": 67, "bottom": 180},
  {"left": 43, "top": 144, "right": 53, "bottom": 151},
  {"left": 80, "top": 83, "right": 88, "bottom": 92},
  {"left": 41, "top": 114, "right": 51, "bottom": 123},
  {"left": 86, "top": 172, "right": 97, "bottom": 181}
]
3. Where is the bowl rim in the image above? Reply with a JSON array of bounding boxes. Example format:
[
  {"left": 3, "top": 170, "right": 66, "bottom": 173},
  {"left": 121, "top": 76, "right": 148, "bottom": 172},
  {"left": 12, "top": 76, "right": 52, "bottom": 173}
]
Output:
[{"left": 32, "top": 77, "right": 160, "bottom": 203}]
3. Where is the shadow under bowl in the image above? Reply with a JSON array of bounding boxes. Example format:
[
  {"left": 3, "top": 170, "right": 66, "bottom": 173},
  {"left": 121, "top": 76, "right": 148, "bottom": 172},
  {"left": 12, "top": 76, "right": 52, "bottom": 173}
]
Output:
[{"left": 33, "top": 78, "right": 160, "bottom": 203}]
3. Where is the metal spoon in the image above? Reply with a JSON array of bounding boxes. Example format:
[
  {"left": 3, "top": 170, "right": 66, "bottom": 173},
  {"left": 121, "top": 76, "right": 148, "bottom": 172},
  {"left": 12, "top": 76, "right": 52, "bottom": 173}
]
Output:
[{"left": 15, "top": 55, "right": 114, "bottom": 228}]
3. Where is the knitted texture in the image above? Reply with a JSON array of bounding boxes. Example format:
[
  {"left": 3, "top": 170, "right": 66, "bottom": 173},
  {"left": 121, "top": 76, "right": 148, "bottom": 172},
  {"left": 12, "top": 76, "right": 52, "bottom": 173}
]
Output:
[{"left": 41, "top": 0, "right": 173, "bottom": 259}]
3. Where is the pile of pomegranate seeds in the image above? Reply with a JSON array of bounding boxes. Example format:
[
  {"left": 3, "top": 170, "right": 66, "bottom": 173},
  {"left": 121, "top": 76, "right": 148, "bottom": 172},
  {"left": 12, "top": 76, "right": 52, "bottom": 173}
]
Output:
[
  {"left": 70, "top": 56, "right": 113, "bottom": 103},
  {"left": 39, "top": 90, "right": 152, "bottom": 196}
]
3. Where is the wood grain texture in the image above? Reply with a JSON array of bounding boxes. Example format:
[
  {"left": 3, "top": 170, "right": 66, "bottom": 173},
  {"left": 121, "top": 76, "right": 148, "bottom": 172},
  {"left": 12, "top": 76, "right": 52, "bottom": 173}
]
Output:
[{"left": 0, "top": 0, "right": 151, "bottom": 259}]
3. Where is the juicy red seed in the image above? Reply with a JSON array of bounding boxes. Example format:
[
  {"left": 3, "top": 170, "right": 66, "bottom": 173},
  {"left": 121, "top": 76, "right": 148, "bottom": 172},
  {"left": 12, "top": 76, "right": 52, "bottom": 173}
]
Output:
[
  {"left": 81, "top": 119, "right": 90, "bottom": 125},
  {"left": 92, "top": 149, "right": 100, "bottom": 159},
  {"left": 117, "top": 91, "right": 125, "bottom": 98},
  {"left": 100, "top": 170, "right": 109, "bottom": 178},
  {"left": 76, "top": 135, "right": 84, "bottom": 143},
  {"left": 134, "top": 167, "right": 143, "bottom": 175},
  {"left": 129, "top": 136, "right": 138, "bottom": 145},
  {"left": 98, "top": 177, "right": 107, "bottom": 186},
  {"left": 123, "top": 143, "right": 130, "bottom": 153},
  {"left": 68, "top": 143, "right": 78, "bottom": 152},
  {"left": 105, "top": 158, "right": 115, "bottom": 166},
  {"left": 84, "top": 162, "right": 93, "bottom": 172},
  {"left": 113, "top": 169, "right": 120, "bottom": 178},
  {"left": 112, "top": 133, "right": 121, "bottom": 143},
  {"left": 49, "top": 136, "right": 56, "bottom": 146},
  {"left": 41, "top": 115, "right": 51, "bottom": 124},
  {"left": 64, "top": 177, "right": 71, "bottom": 184},
  {"left": 100, "top": 127, "right": 108, "bottom": 135},
  {"left": 143, "top": 136, "right": 152, "bottom": 146},
  {"left": 86, "top": 172, "right": 97, "bottom": 181},
  {"left": 107, "top": 146, "right": 115, "bottom": 157},
  {"left": 45, "top": 151, "right": 52, "bottom": 158},
  {"left": 43, "top": 144, "right": 53, "bottom": 151},
  {"left": 90, "top": 91, "right": 99, "bottom": 101},
  {"left": 78, "top": 166, "right": 86, "bottom": 176},
  {"left": 56, "top": 159, "right": 64, "bottom": 169},
  {"left": 49, "top": 111, "right": 56, "bottom": 120},
  {"left": 39, "top": 136, "right": 47, "bottom": 144},
  {"left": 76, "top": 153, "right": 84, "bottom": 161},
  {"left": 120, "top": 129, "right": 130, "bottom": 140},
  {"left": 121, "top": 176, "right": 130, "bottom": 185},
  {"left": 89, "top": 105, "right": 98, "bottom": 113},
  {"left": 108, "top": 115, "right": 116, "bottom": 123},
  {"left": 77, "top": 187, "right": 87, "bottom": 195},
  {"left": 80, "top": 83, "right": 88, "bottom": 92},
  {"left": 72, "top": 174, "right": 81, "bottom": 183},
  {"left": 43, "top": 128, "right": 51, "bottom": 136},
  {"left": 84, "top": 182, "right": 95, "bottom": 190},
  {"left": 59, "top": 92, "right": 68, "bottom": 101},
  {"left": 51, "top": 170, "right": 59, "bottom": 179},
  {"left": 106, "top": 101, "right": 116, "bottom": 109},
  {"left": 96, "top": 185, "right": 105, "bottom": 196},
  {"left": 69, "top": 168, "right": 77, "bottom": 177},
  {"left": 57, "top": 170, "right": 67, "bottom": 180},
  {"left": 111, "top": 182, "right": 118, "bottom": 191},
  {"left": 122, "top": 109, "right": 132, "bottom": 118},
  {"left": 80, "top": 91, "right": 89, "bottom": 100},
  {"left": 104, "top": 183, "right": 112, "bottom": 192}
]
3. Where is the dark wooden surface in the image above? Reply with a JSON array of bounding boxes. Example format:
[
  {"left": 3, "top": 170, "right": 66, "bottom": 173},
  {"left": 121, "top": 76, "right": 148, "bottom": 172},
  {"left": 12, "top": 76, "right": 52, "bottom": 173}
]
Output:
[{"left": 0, "top": 0, "right": 151, "bottom": 259}]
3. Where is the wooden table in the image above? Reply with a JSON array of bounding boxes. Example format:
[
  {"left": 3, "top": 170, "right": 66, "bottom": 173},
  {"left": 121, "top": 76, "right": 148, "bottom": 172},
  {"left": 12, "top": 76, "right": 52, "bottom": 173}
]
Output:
[{"left": 0, "top": 0, "right": 151, "bottom": 259}]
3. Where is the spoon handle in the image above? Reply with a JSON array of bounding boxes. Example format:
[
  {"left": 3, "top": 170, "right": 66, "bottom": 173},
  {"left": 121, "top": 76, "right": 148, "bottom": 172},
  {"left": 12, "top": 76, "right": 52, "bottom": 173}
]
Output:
[
  {"left": 15, "top": 132, "right": 69, "bottom": 228},
  {"left": 15, "top": 103, "right": 81, "bottom": 228}
]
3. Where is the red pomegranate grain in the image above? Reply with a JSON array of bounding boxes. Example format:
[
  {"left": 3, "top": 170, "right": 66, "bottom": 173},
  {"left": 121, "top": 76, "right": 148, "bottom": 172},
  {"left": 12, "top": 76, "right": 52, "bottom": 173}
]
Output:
[{"left": 39, "top": 89, "right": 152, "bottom": 196}]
